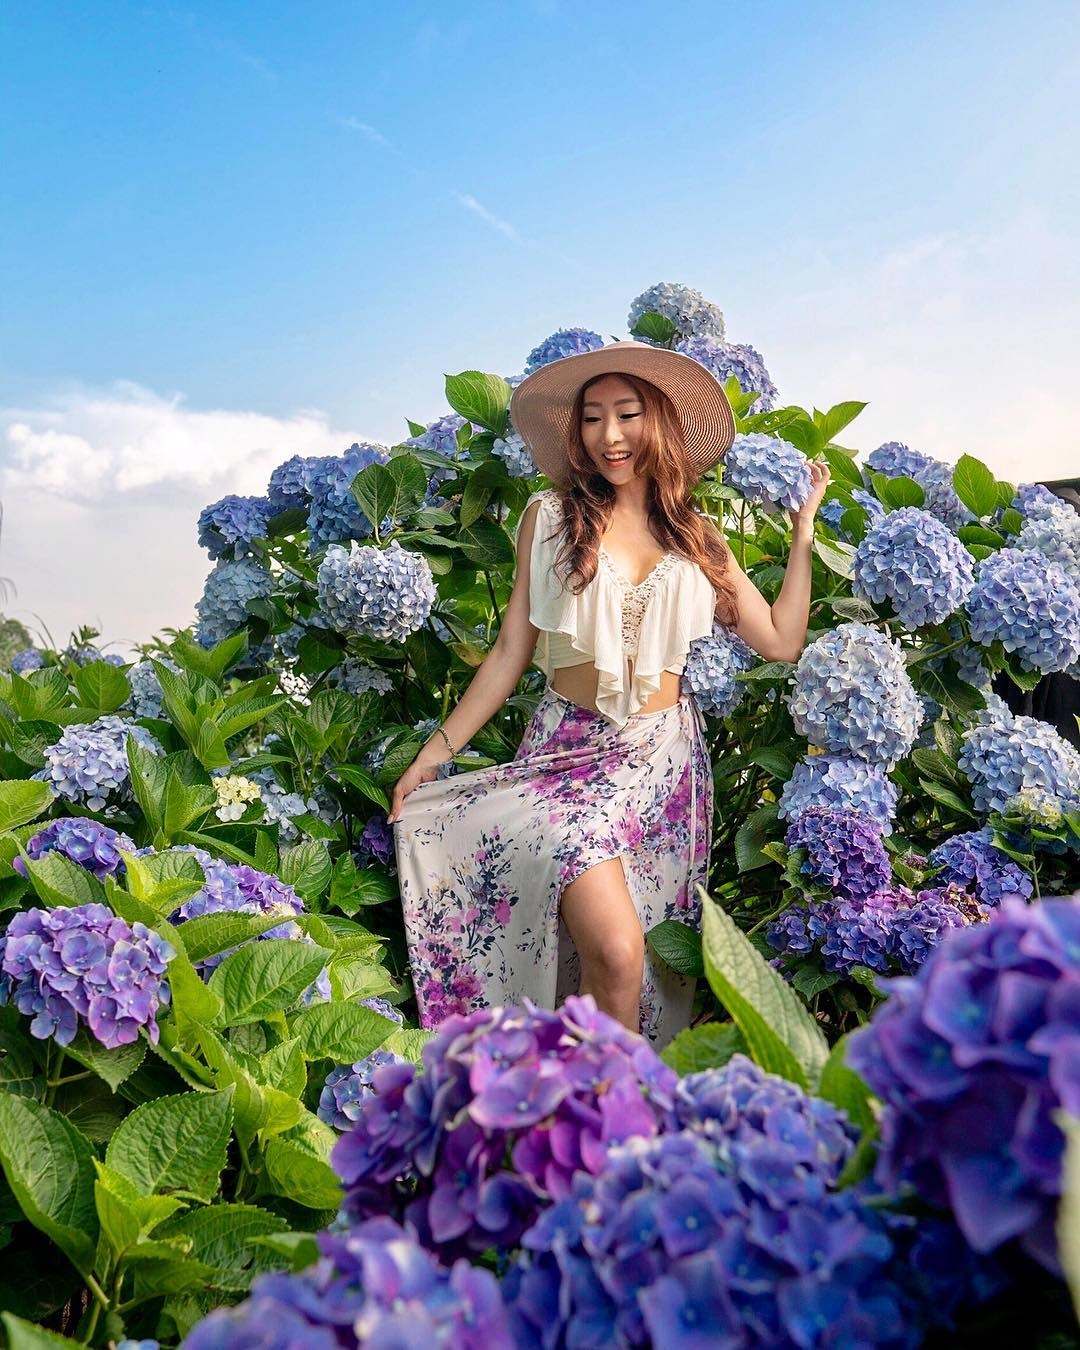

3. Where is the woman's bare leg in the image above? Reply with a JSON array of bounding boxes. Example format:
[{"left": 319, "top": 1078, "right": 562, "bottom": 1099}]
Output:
[{"left": 559, "top": 856, "right": 644, "bottom": 1032}]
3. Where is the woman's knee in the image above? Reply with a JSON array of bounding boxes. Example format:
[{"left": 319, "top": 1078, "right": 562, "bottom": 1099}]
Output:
[{"left": 586, "top": 929, "right": 645, "bottom": 983}]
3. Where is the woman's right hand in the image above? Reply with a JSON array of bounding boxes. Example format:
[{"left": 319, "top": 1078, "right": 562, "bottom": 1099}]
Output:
[{"left": 386, "top": 752, "right": 444, "bottom": 825}]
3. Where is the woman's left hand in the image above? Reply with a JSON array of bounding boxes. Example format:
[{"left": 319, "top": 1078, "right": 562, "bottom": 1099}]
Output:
[{"left": 789, "top": 460, "right": 831, "bottom": 528}]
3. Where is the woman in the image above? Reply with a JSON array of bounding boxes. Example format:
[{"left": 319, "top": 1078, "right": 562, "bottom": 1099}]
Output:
[{"left": 387, "top": 340, "right": 829, "bottom": 1048}]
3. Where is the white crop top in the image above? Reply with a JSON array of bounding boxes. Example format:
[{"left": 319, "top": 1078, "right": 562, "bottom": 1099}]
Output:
[{"left": 513, "top": 489, "right": 718, "bottom": 728}]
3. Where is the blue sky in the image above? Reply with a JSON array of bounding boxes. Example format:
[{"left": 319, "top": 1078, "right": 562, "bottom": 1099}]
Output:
[{"left": 1, "top": 0, "right": 1078, "bottom": 646}]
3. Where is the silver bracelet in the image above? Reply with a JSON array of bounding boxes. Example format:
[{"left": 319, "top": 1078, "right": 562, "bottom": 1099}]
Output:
[{"left": 434, "top": 725, "right": 456, "bottom": 759}]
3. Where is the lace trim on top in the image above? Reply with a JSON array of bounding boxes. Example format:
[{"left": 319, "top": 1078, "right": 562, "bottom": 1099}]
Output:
[{"left": 598, "top": 546, "right": 679, "bottom": 657}]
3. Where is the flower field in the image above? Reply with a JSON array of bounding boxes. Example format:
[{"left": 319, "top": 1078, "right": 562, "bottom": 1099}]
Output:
[{"left": 1, "top": 281, "right": 1079, "bottom": 1347}]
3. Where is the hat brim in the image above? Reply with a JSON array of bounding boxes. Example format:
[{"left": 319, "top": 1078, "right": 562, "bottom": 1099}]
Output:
[{"left": 509, "top": 340, "right": 736, "bottom": 488}]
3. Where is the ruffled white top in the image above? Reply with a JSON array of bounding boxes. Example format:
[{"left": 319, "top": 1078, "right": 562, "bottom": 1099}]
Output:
[{"left": 513, "top": 488, "right": 718, "bottom": 728}]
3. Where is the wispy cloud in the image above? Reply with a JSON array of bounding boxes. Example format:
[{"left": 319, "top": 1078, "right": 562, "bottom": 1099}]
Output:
[
  {"left": 335, "top": 116, "right": 390, "bottom": 146},
  {"left": 450, "top": 191, "right": 521, "bottom": 241}
]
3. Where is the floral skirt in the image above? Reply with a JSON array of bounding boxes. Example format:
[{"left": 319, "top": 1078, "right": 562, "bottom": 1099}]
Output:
[{"left": 390, "top": 684, "right": 713, "bottom": 1048}]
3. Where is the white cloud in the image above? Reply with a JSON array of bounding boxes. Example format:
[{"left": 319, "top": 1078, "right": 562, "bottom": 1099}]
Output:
[{"left": 451, "top": 191, "right": 521, "bottom": 241}]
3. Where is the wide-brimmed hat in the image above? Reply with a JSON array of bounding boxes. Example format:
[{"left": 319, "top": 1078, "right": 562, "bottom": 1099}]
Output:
[{"left": 509, "top": 339, "right": 737, "bottom": 488}]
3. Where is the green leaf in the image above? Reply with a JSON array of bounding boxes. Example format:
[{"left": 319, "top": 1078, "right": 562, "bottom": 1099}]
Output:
[
  {"left": 823, "top": 446, "right": 864, "bottom": 488},
  {"left": 871, "top": 472, "right": 925, "bottom": 509},
  {"left": 169, "top": 631, "right": 248, "bottom": 682},
  {"left": 629, "top": 311, "right": 677, "bottom": 345},
  {"left": 918, "top": 777, "right": 977, "bottom": 818},
  {"left": 22, "top": 850, "right": 106, "bottom": 909},
  {"left": 156, "top": 1203, "right": 290, "bottom": 1292},
  {"left": 72, "top": 661, "right": 130, "bottom": 714},
  {"left": 63, "top": 1029, "right": 146, "bottom": 1091},
  {"left": 817, "top": 1033, "right": 875, "bottom": 1133},
  {"left": 209, "top": 939, "right": 332, "bottom": 1026},
  {"left": 177, "top": 911, "right": 290, "bottom": 963},
  {"left": 660, "top": 1022, "right": 746, "bottom": 1074},
  {"left": 383, "top": 1026, "right": 432, "bottom": 1065},
  {"left": 734, "top": 804, "right": 781, "bottom": 872},
  {"left": 126, "top": 733, "right": 168, "bottom": 836},
  {"left": 291, "top": 1000, "right": 396, "bottom": 1062},
  {"left": 0, "top": 1096, "right": 99, "bottom": 1276},
  {"left": 0, "top": 781, "right": 55, "bottom": 832},
  {"left": 816, "top": 402, "right": 866, "bottom": 443},
  {"left": 457, "top": 519, "right": 516, "bottom": 569},
  {"left": 957, "top": 524, "right": 1006, "bottom": 548},
  {"left": 444, "top": 369, "right": 511, "bottom": 435},
  {"left": 0, "top": 1313, "right": 88, "bottom": 1349},
  {"left": 262, "top": 1138, "right": 342, "bottom": 1211},
  {"left": 791, "top": 966, "right": 841, "bottom": 1000},
  {"left": 278, "top": 841, "right": 332, "bottom": 904},
  {"left": 187, "top": 1026, "right": 301, "bottom": 1145},
  {"left": 700, "top": 890, "right": 829, "bottom": 1090},
  {"left": 812, "top": 536, "right": 855, "bottom": 579},
  {"left": 163, "top": 772, "right": 217, "bottom": 838},
  {"left": 105, "top": 1089, "right": 234, "bottom": 1201},
  {"left": 952, "top": 453, "right": 998, "bottom": 518},
  {"left": 645, "top": 919, "right": 704, "bottom": 977},
  {"left": 296, "top": 629, "right": 347, "bottom": 676},
  {"left": 999, "top": 507, "right": 1024, "bottom": 536},
  {"left": 331, "top": 764, "right": 390, "bottom": 811}
]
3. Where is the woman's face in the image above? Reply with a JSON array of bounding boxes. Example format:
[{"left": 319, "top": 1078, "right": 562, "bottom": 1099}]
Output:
[{"left": 579, "top": 374, "right": 646, "bottom": 481}]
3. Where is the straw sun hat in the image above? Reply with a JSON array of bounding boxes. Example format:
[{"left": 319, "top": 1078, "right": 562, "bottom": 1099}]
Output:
[{"left": 509, "top": 339, "right": 737, "bottom": 489}]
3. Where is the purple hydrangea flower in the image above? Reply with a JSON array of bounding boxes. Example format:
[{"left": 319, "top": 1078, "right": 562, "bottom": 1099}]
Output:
[
  {"left": 928, "top": 828, "right": 1034, "bottom": 906},
  {"left": 785, "top": 807, "right": 892, "bottom": 902},
  {"left": 854, "top": 507, "right": 975, "bottom": 629},
  {"left": 331, "top": 995, "right": 678, "bottom": 1262},
  {"left": 180, "top": 1216, "right": 511, "bottom": 1349},
  {"left": 681, "top": 623, "right": 756, "bottom": 717},
  {"left": 35, "top": 716, "right": 163, "bottom": 811},
  {"left": 194, "top": 559, "right": 274, "bottom": 647},
  {"left": 318, "top": 1049, "right": 407, "bottom": 1131},
  {"left": 357, "top": 813, "right": 395, "bottom": 868},
  {"left": 197, "top": 494, "right": 274, "bottom": 560},
  {"left": 16, "top": 816, "right": 138, "bottom": 881},
  {"left": 403, "top": 414, "right": 480, "bottom": 497},
  {"left": 788, "top": 623, "right": 924, "bottom": 765},
  {"left": 779, "top": 753, "right": 899, "bottom": 831},
  {"left": 726, "top": 432, "right": 813, "bottom": 511},
  {"left": 967, "top": 547, "right": 1080, "bottom": 673},
  {"left": 523, "top": 327, "right": 604, "bottom": 375},
  {"left": 847, "top": 897, "right": 1080, "bottom": 1274},
  {"left": 305, "top": 442, "right": 391, "bottom": 551},
  {"left": 266, "top": 454, "right": 313, "bottom": 512},
  {"left": 316, "top": 539, "right": 436, "bottom": 641},
  {"left": 958, "top": 699, "right": 1080, "bottom": 817},
  {"left": 627, "top": 282, "right": 726, "bottom": 344},
  {"left": 866, "top": 443, "right": 974, "bottom": 530},
  {"left": 10, "top": 647, "right": 45, "bottom": 674},
  {"left": 675, "top": 335, "right": 779, "bottom": 413},
  {"left": 490, "top": 429, "right": 537, "bottom": 478},
  {"left": 0, "top": 903, "right": 173, "bottom": 1048}
]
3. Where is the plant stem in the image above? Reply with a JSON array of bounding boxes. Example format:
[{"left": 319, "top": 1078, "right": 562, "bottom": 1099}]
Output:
[
  {"left": 483, "top": 569, "right": 502, "bottom": 626},
  {"left": 47, "top": 1070, "right": 93, "bottom": 1088}
]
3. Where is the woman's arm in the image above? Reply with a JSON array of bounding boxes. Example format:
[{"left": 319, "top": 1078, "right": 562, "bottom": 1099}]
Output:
[{"left": 724, "top": 461, "right": 831, "bottom": 662}]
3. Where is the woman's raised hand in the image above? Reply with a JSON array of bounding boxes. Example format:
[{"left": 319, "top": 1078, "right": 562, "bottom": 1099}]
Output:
[
  {"left": 386, "top": 749, "right": 446, "bottom": 825},
  {"left": 789, "top": 460, "right": 831, "bottom": 528}
]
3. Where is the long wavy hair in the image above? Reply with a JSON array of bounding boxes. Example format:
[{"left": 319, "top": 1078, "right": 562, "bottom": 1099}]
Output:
[{"left": 543, "top": 371, "right": 739, "bottom": 626}]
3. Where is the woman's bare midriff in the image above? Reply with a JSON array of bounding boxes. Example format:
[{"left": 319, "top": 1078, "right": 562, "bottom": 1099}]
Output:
[{"left": 548, "top": 660, "right": 683, "bottom": 716}]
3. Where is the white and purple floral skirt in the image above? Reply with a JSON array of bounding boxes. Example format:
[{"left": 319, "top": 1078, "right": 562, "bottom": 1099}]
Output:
[{"left": 391, "top": 684, "right": 713, "bottom": 1048}]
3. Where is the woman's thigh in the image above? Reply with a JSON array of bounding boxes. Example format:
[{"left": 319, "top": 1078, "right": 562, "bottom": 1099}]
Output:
[{"left": 559, "top": 855, "right": 644, "bottom": 972}]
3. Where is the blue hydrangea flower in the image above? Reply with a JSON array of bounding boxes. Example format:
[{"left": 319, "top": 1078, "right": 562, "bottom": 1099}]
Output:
[
  {"left": 822, "top": 489, "right": 887, "bottom": 537},
  {"left": 404, "top": 413, "right": 480, "bottom": 497},
  {"left": 788, "top": 623, "right": 924, "bottom": 765},
  {"left": 318, "top": 996, "right": 407, "bottom": 1130},
  {"left": 16, "top": 817, "right": 139, "bottom": 881},
  {"left": 126, "top": 656, "right": 180, "bottom": 719},
  {"left": 181, "top": 1216, "right": 511, "bottom": 1349},
  {"left": 197, "top": 494, "right": 273, "bottom": 560},
  {"left": 779, "top": 753, "right": 899, "bottom": 830},
  {"left": 675, "top": 335, "right": 779, "bottom": 413},
  {"left": 194, "top": 559, "right": 274, "bottom": 647},
  {"left": 785, "top": 807, "right": 892, "bottom": 902},
  {"left": 0, "top": 903, "right": 173, "bottom": 1048},
  {"left": 266, "top": 454, "right": 313, "bottom": 512},
  {"left": 955, "top": 641, "right": 991, "bottom": 690},
  {"left": 305, "top": 442, "right": 391, "bottom": 551},
  {"left": 928, "top": 828, "right": 1034, "bottom": 905},
  {"left": 848, "top": 898, "right": 1080, "bottom": 1273},
  {"left": 246, "top": 768, "right": 319, "bottom": 843},
  {"left": 35, "top": 716, "right": 163, "bottom": 811},
  {"left": 523, "top": 327, "right": 604, "bottom": 375},
  {"left": 958, "top": 698, "right": 1080, "bottom": 816},
  {"left": 627, "top": 282, "right": 725, "bottom": 344},
  {"left": 681, "top": 624, "right": 756, "bottom": 716},
  {"left": 866, "top": 443, "right": 974, "bottom": 529},
  {"left": 966, "top": 547, "right": 1080, "bottom": 673},
  {"left": 1013, "top": 482, "right": 1075, "bottom": 526},
  {"left": 854, "top": 507, "right": 975, "bottom": 629},
  {"left": 9, "top": 647, "right": 44, "bottom": 674},
  {"left": 1016, "top": 512, "right": 1080, "bottom": 587},
  {"left": 317, "top": 539, "right": 436, "bottom": 641},
  {"left": 819, "top": 497, "right": 847, "bottom": 530},
  {"left": 725, "top": 432, "right": 813, "bottom": 511},
  {"left": 64, "top": 644, "right": 126, "bottom": 668},
  {"left": 490, "top": 430, "right": 537, "bottom": 478},
  {"left": 326, "top": 658, "right": 394, "bottom": 697}
]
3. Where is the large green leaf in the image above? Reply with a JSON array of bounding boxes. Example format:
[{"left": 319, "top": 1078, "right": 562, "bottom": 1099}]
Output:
[
  {"left": 21, "top": 850, "right": 106, "bottom": 909},
  {"left": 105, "top": 1089, "right": 234, "bottom": 1201},
  {"left": 0, "top": 1096, "right": 99, "bottom": 1276},
  {"left": 0, "top": 1314, "right": 88, "bottom": 1349},
  {"left": 700, "top": 890, "right": 829, "bottom": 1091},
  {"left": 661, "top": 1022, "right": 746, "bottom": 1074},
  {"left": 278, "top": 841, "right": 332, "bottom": 904},
  {"left": 208, "top": 939, "right": 332, "bottom": 1026},
  {"left": 444, "top": 370, "right": 511, "bottom": 435},
  {"left": 72, "top": 661, "right": 130, "bottom": 714},
  {"left": 734, "top": 804, "right": 781, "bottom": 872},
  {"left": 63, "top": 1028, "right": 146, "bottom": 1092},
  {"left": 645, "top": 919, "right": 704, "bottom": 977},
  {"left": 156, "top": 1203, "right": 290, "bottom": 1292},
  {"left": 0, "top": 781, "right": 55, "bottom": 832},
  {"left": 952, "top": 453, "right": 998, "bottom": 519},
  {"left": 817, "top": 1033, "right": 875, "bottom": 1133},
  {"left": 178, "top": 911, "right": 290, "bottom": 963},
  {"left": 291, "top": 1000, "right": 396, "bottom": 1062}
]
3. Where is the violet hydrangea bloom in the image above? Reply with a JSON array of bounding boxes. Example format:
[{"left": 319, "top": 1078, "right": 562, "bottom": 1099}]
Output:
[
  {"left": 967, "top": 547, "right": 1080, "bottom": 673},
  {"left": 958, "top": 698, "right": 1080, "bottom": 816},
  {"left": 928, "top": 828, "right": 1034, "bottom": 905},
  {"left": 318, "top": 998, "right": 408, "bottom": 1131},
  {"left": 16, "top": 816, "right": 139, "bottom": 882},
  {"left": 854, "top": 507, "right": 975, "bottom": 629},
  {"left": 197, "top": 494, "right": 273, "bottom": 560},
  {"left": 331, "top": 995, "right": 678, "bottom": 1263},
  {"left": 681, "top": 623, "right": 756, "bottom": 717},
  {"left": 779, "top": 752, "right": 899, "bottom": 830},
  {"left": 316, "top": 539, "right": 436, "bottom": 641},
  {"left": 305, "top": 442, "right": 391, "bottom": 551},
  {"left": 784, "top": 807, "right": 892, "bottom": 903},
  {"left": 788, "top": 623, "right": 924, "bottom": 765},
  {"left": 0, "top": 902, "right": 173, "bottom": 1048},
  {"left": 627, "top": 281, "right": 726, "bottom": 344},
  {"left": 180, "top": 1216, "right": 511, "bottom": 1349},
  {"left": 847, "top": 897, "right": 1080, "bottom": 1274},
  {"left": 194, "top": 559, "right": 274, "bottom": 647},
  {"left": 523, "top": 327, "right": 604, "bottom": 374},
  {"left": 675, "top": 335, "right": 779, "bottom": 413},
  {"left": 725, "top": 432, "right": 813, "bottom": 511},
  {"left": 266, "top": 453, "right": 313, "bottom": 512},
  {"left": 10, "top": 647, "right": 44, "bottom": 674},
  {"left": 35, "top": 716, "right": 163, "bottom": 811}
]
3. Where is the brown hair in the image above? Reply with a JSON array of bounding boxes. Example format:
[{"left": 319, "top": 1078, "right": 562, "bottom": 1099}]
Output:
[{"left": 544, "top": 371, "right": 739, "bottom": 625}]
